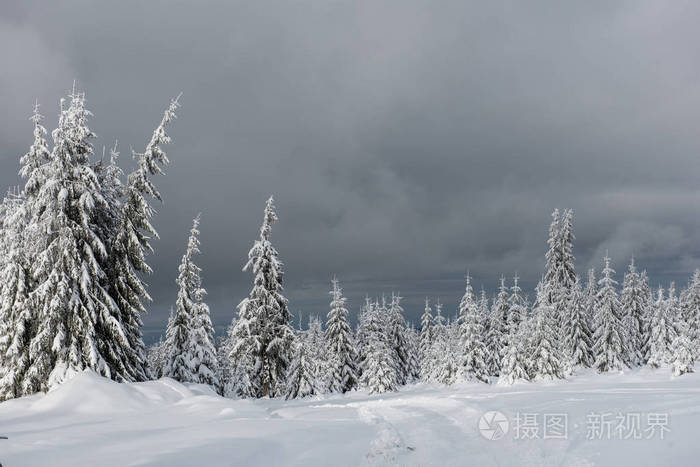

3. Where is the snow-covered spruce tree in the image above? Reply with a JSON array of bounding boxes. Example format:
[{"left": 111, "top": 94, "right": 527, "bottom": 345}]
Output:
[
  {"left": 1, "top": 105, "right": 52, "bottom": 400},
  {"left": 405, "top": 325, "right": 421, "bottom": 382},
  {"left": 680, "top": 270, "right": 700, "bottom": 358},
  {"left": 544, "top": 209, "right": 561, "bottom": 289},
  {"left": 584, "top": 268, "right": 598, "bottom": 329},
  {"left": 437, "top": 320, "right": 461, "bottom": 385},
  {"left": 620, "top": 259, "right": 648, "bottom": 366},
  {"left": 592, "top": 255, "right": 628, "bottom": 372},
  {"left": 507, "top": 274, "right": 527, "bottom": 337},
  {"left": 426, "top": 300, "right": 456, "bottom": 384},
  {"left": 146, "top": 337, "right": 167, "bottom": 379},
  {"left": 23, "top": 92, "right": 121, "bottom": 391},
  {"left": 306, "top": 315, "right": 329, "bottom": 393},
  {"left": 188, "top": 216, "right": 219, "bottom": 387},
  {"left": 325, "top": 278, "right": 358, "bottom": 393},
  {"left": 387, "top": 293, "right": 410, "bottom": 385},
  {"left": 666, "top": 282, "right": 681, "bottom": 325},
  {"left": 544, "top": 208, "right": 577, "bottom": 332},
  {"left": 647, "top": 288, "right": 676, "bottom": 368},
  {"left": 671, "top": 318, "right": 695, "bottom": 376},
  {"left": 362, "top": 336, "right": 397, "bottom": 394},
  {"left": 486, "top": 277, "right": 509, "bottom": 376},
  {"left": 639, "top": 270, "right": 653, "bottom": 364},
  {"left": 216, "top": 321, "right": 236, "bottom": 397},
  {"left": 285, "top": 338, "right": 317, "bottom": 399},
  {"left": 162, "top": 302, "right": 195, "bottom": 383},
  {"left": 90, "top": 144, "right": 136, "bottom": 384},
  {"left": 162, "top": 215, "right": 218, "bottom": 388},
  {"left": 557, "top": 209, "right": 577, "bottom": 291},
  {"left": 527, "top": 281, "right": 564, "bottom": 380},
  {"left": 561, "top": 280, "right": 593, "bottom": 372},
  {"left": 355, "top": 297, "right": 374, "bottom": 379},
  {"left": 107, "top": 96, "right": 180, "bottom": 383},
  {"left": 20, "top": 103, "right": 52, "bottom": 203},
  {"left": 229, "top": 197, "right": 295, "bottom": 398},
  {"left": 0, "top": 192, "right": 31, "bottom": 400},
  {"left": 359, "top": 300, "right": 397, "bottom": 393},
  {"left": 418, "top": 298, "right": 433, "bottom": 378},
  {"left": 498, "top": 322, "right": 530, "bottom": 385},
  {"left": 457, "top": 276, "right": 489, "bottom": 382}
]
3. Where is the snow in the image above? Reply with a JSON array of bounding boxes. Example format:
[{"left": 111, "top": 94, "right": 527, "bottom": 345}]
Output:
[{"left": 1, "top": 368, "right": 699, "bottom": 466}]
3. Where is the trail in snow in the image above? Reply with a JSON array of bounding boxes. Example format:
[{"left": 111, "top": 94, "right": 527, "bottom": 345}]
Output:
[{"left": 1, "top": 367, "right": 699, "bottom": 466}]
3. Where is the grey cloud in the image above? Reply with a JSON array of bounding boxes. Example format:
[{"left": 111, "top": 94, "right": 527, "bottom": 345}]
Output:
[{"left": 2, "top": 1, "right": 700, "bottom": 341}]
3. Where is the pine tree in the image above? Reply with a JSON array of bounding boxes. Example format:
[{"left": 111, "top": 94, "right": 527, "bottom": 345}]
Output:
[
  {"left": 544, "top": 209, "right": 561, "bottom": 289},
  {"left": 620, "top": 259, "right": 648, "bottom": 366},
  {"left": 0, "top": 192, "right": 31, "bottom": 400},
  {"left": 24, "top": 91, "right": 120, "bottom": 391},
  {"left": 20, "top": 102, "right": 52, "bottom": 203},
  {"left": 229, "top": 197, "right": 295, "bottom": 398},
  {"left": 647, "top": 288, "right": 676, "bottom": 368},
  {"left": 306, "top": 315, "right": 329, "bottom": 393},
  {"left": 584, "top": 268, "right": 598, "bottom": 329},
  {"left": 216, "top": 322, "right": 236, "bottom": 397},
  {"left": 285, "top": 338, "right": 317, "bottom": 399},
  {"left": 543, "top": 208, "right": 577, "bottom": 330},
  {"left": 162, "top": 215, "right": 218, "bottom": 388},
  {"left": 359, "top": 302, "right": 397, "bottom": 393},
  {"left": 639, "top": 270, "right": 653, "bottom": 364},
  {"left": 163, "top": 301, "right": 195, "bottom": 383},
  {"left": 146, "top": 337, "right": 167, "bottom": 379},
  {"left": 592, "top": 254, "right": 628, "bottom": 372},
  {"left": 425, "top": 300, "right": 454, "bottom": 384},
  {"left": 1, "top": 105, "right": 52, "bottom": 400},
  {"left": 419, "top": 298, "right": 434, "bottom": 378},
  {"left": 325, "top": 278, "right": 358, "bottom": 393},
  {"left": 562, "top": 280, "right": 593, "bottom": 372},
  {"left": 666, "top": 282, "right": 681, "bottom": 325},
  {"left": 387, "top": 293, "right": 410, "bottom": 385},
  {"left": 457, "top": 276, "right": 489, "bottom": 382},
  {"left": 186, "top": 215, "right": 219, "bottom": 388},
  {"left": 557, "top": 209, "right": 577, "bottom": 290},
  {"left": 486, "top": 278, "right": 509, "bottom": 376},
  {"left": 107, "top": 96, "right": 180, "bottom": 382},
  {"left": 436, "top": 321, "right": 461, "bottom": 385},
  {"left": 508, "top": 274, "right": 527, "bottom": 336},
  {"left": 404, "top": 325, "right": 421, "bottom": 383},
  {"left": 498, "top": 322, "right": 530, "bottom": 385},
  {"left": 527, "top": 281, "right": 564, "bottom": 380},
  {"left": 671, "top": 320, "right": 694, "bottom": 376},
  {"left": 355, "top": 297, "right": 375, "bottom": 379},
  {"left": 681, "top": 270, "right": 700, "bottom": 358}
]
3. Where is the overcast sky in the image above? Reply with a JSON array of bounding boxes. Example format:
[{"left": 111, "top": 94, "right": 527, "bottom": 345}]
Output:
[{"left": 2, "top": 1, "right": 700, "bottom": 342}]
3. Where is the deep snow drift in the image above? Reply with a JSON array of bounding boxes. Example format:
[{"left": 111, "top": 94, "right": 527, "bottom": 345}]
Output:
[{"left": 1, "top": 369, "right": 699, "bottom": 466}]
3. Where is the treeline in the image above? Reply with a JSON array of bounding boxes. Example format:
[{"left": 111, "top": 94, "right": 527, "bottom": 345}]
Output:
[
  {"left": 148, "top": 204, "right": 699, "bottom": 398},
  {"left": 1, "top": 89, "right": 698, "bottom": 403}
]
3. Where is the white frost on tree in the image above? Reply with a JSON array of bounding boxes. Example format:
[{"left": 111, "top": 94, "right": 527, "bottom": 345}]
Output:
[
  {"left": 527, "top": 281, "right": 564, "bottom": 381},
  {"left": 620, "top": 258, "right": 648, "bottom": 366},
  {"left": 592, "top": 254, "right": 628, "bottom": 373},
  {"left": 562, "top": 280, "right": 593, "bottom": 372},
  {"left": 325, "top": 278, "right": 358, "bottom": 393},
  {"left": 647, "top": 288, "right": 676, "bottom": 369},
  {"left": 457, "top": 276, "right": 489, "bottom": 383},
  {"left": 229, "top": 197, "right": 294, "bottom": 398}
]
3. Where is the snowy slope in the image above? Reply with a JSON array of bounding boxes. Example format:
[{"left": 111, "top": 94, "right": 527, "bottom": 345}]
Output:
[{"left": 1, "top": 368, "right": 699, "bottom": 466}]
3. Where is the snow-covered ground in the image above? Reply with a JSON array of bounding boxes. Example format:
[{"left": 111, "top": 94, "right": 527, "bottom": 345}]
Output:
[{"left": 1, "top": 369, "right": 699, "bottom": 466}]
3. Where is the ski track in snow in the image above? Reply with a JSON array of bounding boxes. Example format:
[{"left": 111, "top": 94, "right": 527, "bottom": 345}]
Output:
[{"left": 1, "top": 368, "right": 700, "bottom": 466}]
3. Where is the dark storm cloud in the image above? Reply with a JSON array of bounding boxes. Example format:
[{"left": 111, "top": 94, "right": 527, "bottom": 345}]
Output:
[{"left": 2, "top": 1, "right": 700, "bottom": 340}]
